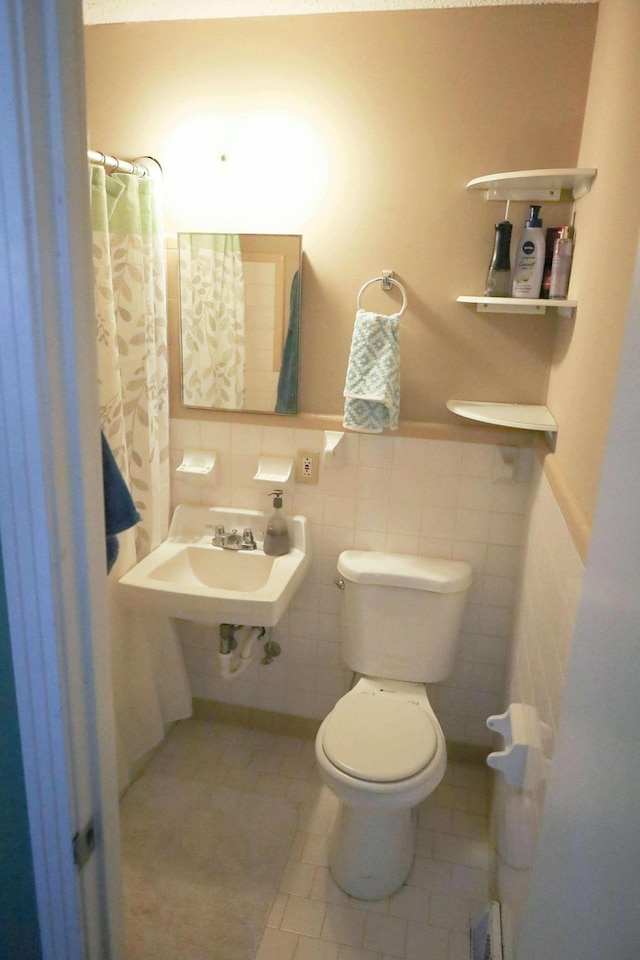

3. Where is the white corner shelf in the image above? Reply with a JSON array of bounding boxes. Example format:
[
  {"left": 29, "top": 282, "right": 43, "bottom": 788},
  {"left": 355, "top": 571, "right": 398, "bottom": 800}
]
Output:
[
  {"left": 457, "top": 295, "right": 577, "bottom": 318},
  {"left": 446, "top": 400, "right": 558, "bottom": 433},
  {"left": 466, "top": 168, "right": 597, "bottom": 202},
  {"left": 452, "top": 167, "right": 596, "bottom": 435}
]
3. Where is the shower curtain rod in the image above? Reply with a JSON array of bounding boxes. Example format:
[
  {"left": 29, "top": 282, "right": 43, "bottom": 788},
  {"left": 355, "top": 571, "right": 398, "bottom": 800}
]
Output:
[{"left": 87, "top": 150, "right": 161, "bottom": 180}]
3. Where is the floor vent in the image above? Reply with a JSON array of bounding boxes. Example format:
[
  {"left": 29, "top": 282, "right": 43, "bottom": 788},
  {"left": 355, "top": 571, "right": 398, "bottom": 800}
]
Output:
[{"left": 470, "top": 901, "right": 503, "bottom": 960}]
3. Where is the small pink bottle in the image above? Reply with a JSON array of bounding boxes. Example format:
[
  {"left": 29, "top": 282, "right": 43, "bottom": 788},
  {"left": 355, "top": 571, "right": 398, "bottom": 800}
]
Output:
[{"left": 549, "top": 226, "right": 575, "bottom": 300}]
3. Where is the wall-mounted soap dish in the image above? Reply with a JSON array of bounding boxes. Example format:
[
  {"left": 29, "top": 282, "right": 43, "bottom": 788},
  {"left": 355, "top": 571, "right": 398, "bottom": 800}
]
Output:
[
  {"left": 176, "top": 448, "right": 217, "bottom": 475},
  {"left": 254, "top": 457, "right": 293, "bottom": 484}
]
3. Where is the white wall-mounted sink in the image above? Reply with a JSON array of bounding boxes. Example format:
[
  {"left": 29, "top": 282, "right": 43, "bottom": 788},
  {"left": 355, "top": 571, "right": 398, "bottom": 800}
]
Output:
[{"left": 118, "top": 504, "right": 311, "bottom": 627}]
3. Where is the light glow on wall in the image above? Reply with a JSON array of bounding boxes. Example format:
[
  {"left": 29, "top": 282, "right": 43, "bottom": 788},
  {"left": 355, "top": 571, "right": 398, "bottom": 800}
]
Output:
[{"left": 161, "top": 108, "right": 330, "bottom": 233}]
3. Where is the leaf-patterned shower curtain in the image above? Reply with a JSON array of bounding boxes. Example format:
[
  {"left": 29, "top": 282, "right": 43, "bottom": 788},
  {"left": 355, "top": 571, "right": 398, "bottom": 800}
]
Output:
[
  {"left": 90, "top": 164, "right": 191, "bottom": 790},
  {"left": 91, "top": 164, "right": 169, "bottom": 558},
  {"left": 179, "top": 232, "right": 246, "bottom": 409}
]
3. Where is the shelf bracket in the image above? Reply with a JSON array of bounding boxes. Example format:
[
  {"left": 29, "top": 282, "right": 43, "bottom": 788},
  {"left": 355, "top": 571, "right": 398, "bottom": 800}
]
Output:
[
  {"left": 474, "top": 300, "right": 547, "bottom": 316},
  {"left": 487, "top": 187, "right": 563, "bottom": 203}
]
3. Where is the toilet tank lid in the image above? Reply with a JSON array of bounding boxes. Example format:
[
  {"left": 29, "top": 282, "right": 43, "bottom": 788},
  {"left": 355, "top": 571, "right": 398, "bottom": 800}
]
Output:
[{"left": 337, "top": 551, "right": 472, "bottom": 593}]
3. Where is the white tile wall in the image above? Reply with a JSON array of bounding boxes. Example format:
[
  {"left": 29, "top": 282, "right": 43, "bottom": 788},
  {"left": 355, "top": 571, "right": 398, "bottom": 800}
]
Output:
[
  {"left": 508, "top": 461, "right": 585, "bottom": 740},
  {"left": 169, "top": 419, "right": 535, "bottom": 747},
  {"left": 493, "top": 458, "right": 585, "bottom": 938}
]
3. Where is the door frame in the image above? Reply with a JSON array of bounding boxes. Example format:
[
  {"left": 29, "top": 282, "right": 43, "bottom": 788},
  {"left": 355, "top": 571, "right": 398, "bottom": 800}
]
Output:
[{"left": 0, "top": 0, "right": 122, "bottom": 957}]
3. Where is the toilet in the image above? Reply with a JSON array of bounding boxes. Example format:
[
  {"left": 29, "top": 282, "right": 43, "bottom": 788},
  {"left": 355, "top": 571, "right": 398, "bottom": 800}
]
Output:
[{"left": 315, "top": 549, "right": 472, "bottom": 900}]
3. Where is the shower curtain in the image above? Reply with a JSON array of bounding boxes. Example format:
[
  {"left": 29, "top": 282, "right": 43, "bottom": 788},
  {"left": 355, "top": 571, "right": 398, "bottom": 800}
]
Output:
[
  {"left": 91, "top": 165, "right": 191, "bottom": 789},
  {"left": 179, "top": 232, "right": 246, "bottom": 409}
]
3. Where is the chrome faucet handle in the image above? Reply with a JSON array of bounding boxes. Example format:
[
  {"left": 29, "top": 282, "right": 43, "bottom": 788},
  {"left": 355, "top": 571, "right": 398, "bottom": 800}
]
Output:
[
  {"left": 241, "top": 528, "right": 257, "bottom": 550},
  {"left": 211, "top": 523, "right": 227, "bottom": 546}
]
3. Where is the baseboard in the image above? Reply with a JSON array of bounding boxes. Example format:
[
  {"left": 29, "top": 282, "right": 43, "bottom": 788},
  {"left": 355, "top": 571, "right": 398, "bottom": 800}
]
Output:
[
  {"left": 447, "top": 740, "right": 490, "bottom": 766},
  {"left": 192, "top": 697, "right": 321, "bottom": 740},
  {"left": 192, "top": 699, "right": 489, "bottom": 765}
]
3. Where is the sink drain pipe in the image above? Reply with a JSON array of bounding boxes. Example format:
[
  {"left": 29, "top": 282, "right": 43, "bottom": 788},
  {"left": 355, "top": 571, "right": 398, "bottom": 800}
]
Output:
[{"left": 219, "top": 623, "right": 266, "bottom": 680}]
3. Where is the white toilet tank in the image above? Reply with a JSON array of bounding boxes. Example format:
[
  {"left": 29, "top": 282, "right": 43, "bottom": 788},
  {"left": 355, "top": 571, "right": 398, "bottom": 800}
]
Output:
[{"left": 336, "top": 551, "right": 472, "bottom": 683}]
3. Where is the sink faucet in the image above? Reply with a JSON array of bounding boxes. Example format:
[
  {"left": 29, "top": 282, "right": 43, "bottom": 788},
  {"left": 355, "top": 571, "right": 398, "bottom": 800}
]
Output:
[
  {"left": 226, "top": 529, "right": 243, "bottom": 548},
  {"left": 211, "top": 525, "right": 257, "bottom": 550}
]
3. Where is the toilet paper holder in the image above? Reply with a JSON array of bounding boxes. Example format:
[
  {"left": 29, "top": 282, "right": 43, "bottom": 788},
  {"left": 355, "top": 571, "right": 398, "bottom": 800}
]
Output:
[{"left": 486, "top": 703, "right": 552, "bottom": 791}]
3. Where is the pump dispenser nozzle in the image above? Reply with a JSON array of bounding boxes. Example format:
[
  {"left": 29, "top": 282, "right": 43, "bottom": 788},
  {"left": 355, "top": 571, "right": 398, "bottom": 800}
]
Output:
[
  {"left": 526, "top": 205, "right": 542, "bottom": 227},
  {"left": 269, "top": 489, "right": 283, "bottom": 508}
]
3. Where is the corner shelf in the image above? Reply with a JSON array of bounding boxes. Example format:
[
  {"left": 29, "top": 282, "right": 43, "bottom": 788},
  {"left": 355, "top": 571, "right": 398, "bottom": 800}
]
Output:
[
  {"left": 457, "top": 295, "right": 577, "bottom": 318},
  {"left": 446, "top": 400, "right": 557, "bottom": 433},
  {"left": 466, "top": 168, "right": 597, "bottom": 202},
  {"left": 453, "top": 168, "right": 597, "bottom": 435}
]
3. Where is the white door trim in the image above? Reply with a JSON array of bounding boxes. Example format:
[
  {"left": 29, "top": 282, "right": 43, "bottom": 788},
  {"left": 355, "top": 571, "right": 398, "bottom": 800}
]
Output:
[{"left": 0, "top": 0, "right": 122, "bottom": 957}]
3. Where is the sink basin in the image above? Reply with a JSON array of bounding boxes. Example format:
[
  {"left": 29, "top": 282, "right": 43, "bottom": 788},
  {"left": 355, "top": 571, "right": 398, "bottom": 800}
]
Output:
[
  {"left": 151, "top": 546, "right": 275, "bottom": 593},
  {"left": 118, "top": 504, "right": 311, "bottom": 627}
]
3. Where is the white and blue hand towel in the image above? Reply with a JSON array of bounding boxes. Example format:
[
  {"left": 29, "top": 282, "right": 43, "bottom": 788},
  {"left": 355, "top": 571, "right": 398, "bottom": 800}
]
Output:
[{"left": 343, "top": 308, "right": 400, "bottom": 433}]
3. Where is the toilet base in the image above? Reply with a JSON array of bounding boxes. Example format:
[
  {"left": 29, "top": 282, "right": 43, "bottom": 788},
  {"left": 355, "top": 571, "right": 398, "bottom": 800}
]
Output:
[{"left": 328, "top": 803, "right": 417, "bottom": 900}]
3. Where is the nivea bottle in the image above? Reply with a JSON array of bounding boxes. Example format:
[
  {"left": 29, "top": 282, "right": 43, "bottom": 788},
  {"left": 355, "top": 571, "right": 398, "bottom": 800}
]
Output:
[{"left": 512, "top": 205, "right": 545, "bottom": 299}]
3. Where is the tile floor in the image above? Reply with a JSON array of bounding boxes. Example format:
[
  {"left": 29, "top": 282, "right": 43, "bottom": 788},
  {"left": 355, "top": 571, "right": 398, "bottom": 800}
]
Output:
[{"left": 121, "top": 718, "right": 491, "bottom": 960}]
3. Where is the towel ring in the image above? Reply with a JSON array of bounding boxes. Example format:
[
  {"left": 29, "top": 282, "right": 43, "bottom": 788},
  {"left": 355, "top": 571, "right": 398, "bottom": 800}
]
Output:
[{"left": 357, "top": 273, "right": 408, "bottom": 317}]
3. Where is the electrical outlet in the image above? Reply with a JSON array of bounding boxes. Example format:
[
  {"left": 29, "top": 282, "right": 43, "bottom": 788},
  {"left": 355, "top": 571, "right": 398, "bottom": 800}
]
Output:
[{"left": 296, "top": 451, "right": 318, "bottom": 485}]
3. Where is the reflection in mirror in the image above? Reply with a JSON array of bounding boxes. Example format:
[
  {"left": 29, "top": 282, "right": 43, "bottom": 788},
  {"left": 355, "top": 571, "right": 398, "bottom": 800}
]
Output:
[{"left": 178, "top": 233, "right": 301, "bottom": 414}]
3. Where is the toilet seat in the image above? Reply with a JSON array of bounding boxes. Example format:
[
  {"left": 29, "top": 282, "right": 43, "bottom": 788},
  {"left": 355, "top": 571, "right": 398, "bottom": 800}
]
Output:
[{"left": 322, "top": 690, "right": 438, "bottom": 783}]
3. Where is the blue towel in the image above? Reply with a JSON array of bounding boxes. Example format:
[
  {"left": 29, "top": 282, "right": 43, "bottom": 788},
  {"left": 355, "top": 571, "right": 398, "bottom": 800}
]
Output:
[
  {"left": 275, "top": 270, "right": 300, "bottom": 414},
  {"left": 101, "top": 432, "right": 140, "bottom": 572},
  {"left": 343, "top": 309, "right": 400, "bottom": 433}
]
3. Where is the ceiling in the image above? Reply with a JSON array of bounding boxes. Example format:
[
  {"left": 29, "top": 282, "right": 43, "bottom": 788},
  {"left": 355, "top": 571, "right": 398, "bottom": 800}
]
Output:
[{"left": 83, "top": 0, "right": 597, "bottom": 26}]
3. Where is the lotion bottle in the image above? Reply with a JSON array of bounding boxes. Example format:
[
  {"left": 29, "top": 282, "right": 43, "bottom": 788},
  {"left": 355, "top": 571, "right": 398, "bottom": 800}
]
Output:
[
  {"left": 512, "top": 205, "right": 545, "bottom": 299},
  {"left": 263, "top": 489, "right": 290, "bottom": 556}
]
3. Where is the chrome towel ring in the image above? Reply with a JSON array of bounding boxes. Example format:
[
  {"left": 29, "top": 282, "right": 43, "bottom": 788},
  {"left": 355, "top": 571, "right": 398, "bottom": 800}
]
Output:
[{"left": 356, "top": 270, "right": 408, "bottom": 317}]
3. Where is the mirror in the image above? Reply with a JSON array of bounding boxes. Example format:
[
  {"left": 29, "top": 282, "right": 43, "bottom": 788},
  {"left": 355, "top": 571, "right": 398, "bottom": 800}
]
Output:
[{"left": 178, "top": 232, "right": 301, "bottom": 414}]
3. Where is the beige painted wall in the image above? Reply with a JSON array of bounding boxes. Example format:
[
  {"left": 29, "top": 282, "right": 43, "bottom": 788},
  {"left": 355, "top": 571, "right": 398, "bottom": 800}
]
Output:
[
  {"left": 84, "top": 6, "right": 596, "bottom": 425},
  {"left": 547, "top": 0, "right": 640, "bottom": 520}
]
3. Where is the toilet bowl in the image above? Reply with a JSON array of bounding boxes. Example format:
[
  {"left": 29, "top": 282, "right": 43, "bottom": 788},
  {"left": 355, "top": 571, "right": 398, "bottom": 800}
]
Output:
[
  {"left": 315, "top": 676, "right": 447, "bottom": 900},
  {"left": 314, "top": 550, "right": 472, "bottom": 900}
]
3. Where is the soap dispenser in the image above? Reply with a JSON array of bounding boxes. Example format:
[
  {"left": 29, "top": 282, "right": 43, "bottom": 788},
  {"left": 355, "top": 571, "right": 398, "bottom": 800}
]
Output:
[{"left": 263, "top": 489, "right": 290, "bottom": 557}]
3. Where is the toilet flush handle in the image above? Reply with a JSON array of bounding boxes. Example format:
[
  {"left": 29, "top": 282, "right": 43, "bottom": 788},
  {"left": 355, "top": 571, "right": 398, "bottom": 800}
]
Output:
[{"left": 333, "top": 577, "right": 345, "bottom": 590}]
